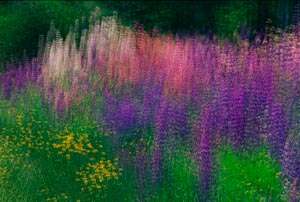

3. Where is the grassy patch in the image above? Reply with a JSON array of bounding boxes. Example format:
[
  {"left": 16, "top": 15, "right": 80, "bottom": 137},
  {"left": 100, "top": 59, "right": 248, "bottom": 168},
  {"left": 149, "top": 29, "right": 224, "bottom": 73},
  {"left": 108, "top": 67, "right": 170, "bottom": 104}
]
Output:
[{"left": 214, "top": 146, "right": 286, "bottom": 202}]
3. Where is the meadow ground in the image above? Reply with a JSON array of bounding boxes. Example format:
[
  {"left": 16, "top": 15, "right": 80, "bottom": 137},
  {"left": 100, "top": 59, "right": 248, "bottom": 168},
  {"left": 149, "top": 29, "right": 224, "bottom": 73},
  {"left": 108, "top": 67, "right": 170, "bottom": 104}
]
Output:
[{"left": 0, "top": 9, "right": 299, "bottom": 202}]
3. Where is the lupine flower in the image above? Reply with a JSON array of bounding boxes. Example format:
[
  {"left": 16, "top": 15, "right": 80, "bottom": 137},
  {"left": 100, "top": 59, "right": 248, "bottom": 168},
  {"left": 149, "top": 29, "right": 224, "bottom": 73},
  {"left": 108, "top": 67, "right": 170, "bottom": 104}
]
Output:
[
  {"left": 114, "top": 95, "right": 139, "bottom": 132},
  {"left": 135, "top": 132, "right": 147, "bottom": 201},
  {"left": 3, "top": 72, "right": 12, "bottom": 99},
  {"left": 282, "top": 133, "right": 300, "bottom": 184},
  {"left": 264, "top": 103, "right": 288, "bottom": 160},
  {"left": 150, "top": 97, "right": 169, "bottom": 184},
  {"left": 228, "top": 81, "right": 246, "bottom": 150},
  {"left": 196, "top": 104, "right": 214, "bottom": 202}
]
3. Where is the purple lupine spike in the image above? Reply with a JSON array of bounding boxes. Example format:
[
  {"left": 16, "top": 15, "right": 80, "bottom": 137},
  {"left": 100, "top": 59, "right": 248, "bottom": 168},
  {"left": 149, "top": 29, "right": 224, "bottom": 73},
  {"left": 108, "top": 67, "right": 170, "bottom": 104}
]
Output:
[
  {"left": 114, "top": 94, "right": 138, "bottom": 132},
  {"left": 228, "top": 80, "right": 246, "bottom": 150},
  {"left": 173, "top": 101, "right": 189, "bottom": 140},
  {"left": 150, "top": 97, "right": 168, "bottom": 184},
  {"left": 282, "top": 133, "right": 300, "bottom": 186},
  {"left": 135, "top": 130, "right": 147, "bottom": 201},
  {"left": 161, "top": 99, "right": 180, "bottom": 151},
  {"left": 3, "top": 71, "right": 13, "bottom": 99},
  {"left": 15, "top": 64, "right": 26, "bottom": 89},
  {"left": 140, "top": 95, "right": 152, "bottom": 127},
  {"left": 266, "top": 103, "right": 288, "bottom": 160},
  {"left": 197, "top": 104, "right": 214, "bottom": 202},
  {"left": 27, "top": 59, "right": 42, "bottom": 85},
  {"left": 55, "top": 89, "right": 65, "bottom": 117},
  {"left": 190, "top": 116, "right": 201, "bottom": 160},
  {"left": 243, "top": 77, "right": 264, "bottom": 148},
  {"left": 102, "top": 87, "right": 118, "bottom": 132},
  {"left": 140, "top": 87, "right": 161, "bottom": 127},
  {"left": 1, "top": 59, "right": 42, "bottom": 100},
  {"left": 165, "top": 100, "right": 176, "bottom": 138},
  {"left": 150, "top": 136, "right": 163, "bottom": 185},
  {"left": 218, "top": 80, "right": 231, "bottom": 142}
]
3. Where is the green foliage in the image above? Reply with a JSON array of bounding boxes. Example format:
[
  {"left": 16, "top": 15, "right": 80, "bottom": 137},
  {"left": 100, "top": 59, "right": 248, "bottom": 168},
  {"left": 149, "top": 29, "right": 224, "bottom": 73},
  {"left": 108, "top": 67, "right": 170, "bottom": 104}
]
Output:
[
  {"left": 0, "top": 1, "right": 110, "bottom": 69},
  {"left": 214, "top": 0, "right": 258, "bottom": 40},
  {"left": 214, "top": 146, "right": 286, "bottom": 202},
  {"left": 103, "top": 1, "right": 216, "bottom": 34},
  {"left": 160, "top": 144, "right": 199, "bottom": 202}
]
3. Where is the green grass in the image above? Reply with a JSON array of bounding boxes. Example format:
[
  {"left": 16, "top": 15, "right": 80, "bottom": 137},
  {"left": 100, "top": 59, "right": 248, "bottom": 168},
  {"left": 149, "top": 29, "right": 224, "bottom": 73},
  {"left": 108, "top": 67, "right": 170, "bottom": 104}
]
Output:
[
  {"left": 159, "top": 143, "right": 199, "bottom": 202},
  {"left": 0, "top": 84, "right": 288, "bottom": 201},
  {"left": 214, "top": 146, "right": 286, "bottom": 202},
  {"left": 0, "top": 85, "right": 123, "bottom": 201}
]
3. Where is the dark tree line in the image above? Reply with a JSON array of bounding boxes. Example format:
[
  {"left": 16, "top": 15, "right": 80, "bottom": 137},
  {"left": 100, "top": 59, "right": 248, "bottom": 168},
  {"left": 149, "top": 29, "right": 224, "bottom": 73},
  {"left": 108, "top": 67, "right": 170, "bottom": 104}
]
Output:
[{"left": 0, "top": 0, "right": 299, "bottom": 70}]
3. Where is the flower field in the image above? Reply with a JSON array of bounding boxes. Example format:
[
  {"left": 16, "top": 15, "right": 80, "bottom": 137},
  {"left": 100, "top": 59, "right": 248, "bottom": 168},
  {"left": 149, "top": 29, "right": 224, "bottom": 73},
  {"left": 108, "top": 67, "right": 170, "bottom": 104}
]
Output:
[{"left": 0, "top": 8, "right": 299, "bottom": 201}]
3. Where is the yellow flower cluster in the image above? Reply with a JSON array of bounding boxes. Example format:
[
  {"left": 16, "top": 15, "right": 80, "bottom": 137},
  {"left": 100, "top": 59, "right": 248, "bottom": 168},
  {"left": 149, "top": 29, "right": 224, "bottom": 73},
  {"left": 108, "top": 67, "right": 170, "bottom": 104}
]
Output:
[
  {"left": 1, "top": 111, "right": 122, "bottom": 200},
  {"left": 2, "top": 113, "right": 107, "bottom": 160},
  {"left": 0, "top": 123, "right": 35, "bottom": 195},
  {"left": 2, "top": 114, "right": 51, "bottom": 157},
  {"left": 52, "top": 132, "right": 98, "bottom": 159},
  {"left": 76, "top": 157, "right": 122, "bottom": 194},
  {"left": 0, "top": 129, "right": 30, "bottom": 171}
]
